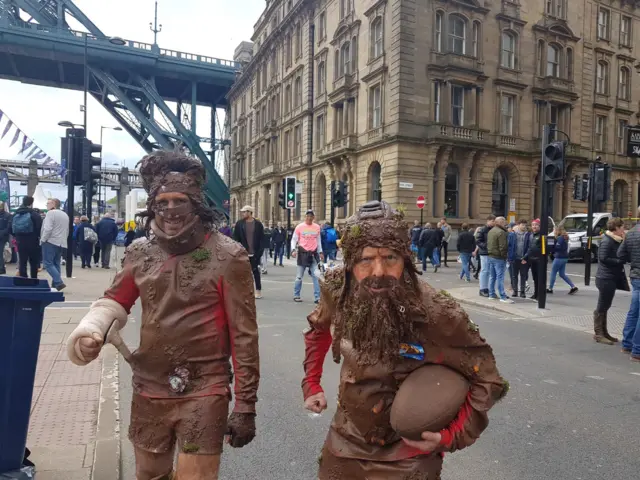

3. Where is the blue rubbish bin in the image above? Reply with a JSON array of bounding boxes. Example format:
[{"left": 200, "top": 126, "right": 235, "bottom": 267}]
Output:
[{"left": 0, "top": 276, "right": 64, "bottom": 474}]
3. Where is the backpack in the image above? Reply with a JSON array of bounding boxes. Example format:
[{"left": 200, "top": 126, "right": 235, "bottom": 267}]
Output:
[
  {"left": 84, "top": 227, "right": 98, "bottom": 244},
  {"left": 12, "top": 212, "right": 34, "bottom": 234},
  {"left": 325, "top": 227, "right": 337, "bottom": 244}
]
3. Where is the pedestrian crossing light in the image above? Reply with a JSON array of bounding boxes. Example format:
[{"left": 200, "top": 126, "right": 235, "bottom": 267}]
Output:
[
  {"left": 543, "top": 141, "right": 565, "bottom": 182},
  {"left": 285, "top": 176, "right": 296, "bottom": 209},
  {"left": 278, "top": 179, "right": 287, "bottom": 209}
]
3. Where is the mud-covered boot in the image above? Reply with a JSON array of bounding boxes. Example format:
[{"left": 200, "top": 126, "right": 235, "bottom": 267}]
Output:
[
  {"left": 602, "top": 311, "right": 619, "bottom": 343},
  {"left": 593, "top": 311, "right": 614, "bottom": 345}
]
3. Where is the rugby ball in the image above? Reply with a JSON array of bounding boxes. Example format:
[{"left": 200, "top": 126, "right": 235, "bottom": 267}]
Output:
[{"left": 390, "top": 364, "right": 469, "bottom": 441}]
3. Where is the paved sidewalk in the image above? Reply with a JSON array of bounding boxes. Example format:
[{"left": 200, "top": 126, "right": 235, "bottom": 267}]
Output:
[{"left": 7, "top": 260, "right": 121, "bottom": 480}]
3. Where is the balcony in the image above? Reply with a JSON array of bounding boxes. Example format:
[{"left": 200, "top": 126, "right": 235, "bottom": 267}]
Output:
[
  {"left": 331, "top": 73, "right": 356, "bottom": 99},
  {"left": 616, "top": 96, "right": 633, "bottom": 113},
  {"left": 319, "top": 135, "right": 358, "bottom": 158},
  {"left": 426, "top": 125, "right": 489, "bottom": 145},
  {"left": 268, "top": 119, "right": 278, "bottom": 136},
  {"left": 233, "top": 146, "right": 246, "bottom": 159},
  {"left": 594, "top": 93, "right": 613, "bottom": 108},
  {"left": 367, "top": 126, "right": 384, "bottom": 142},
  {"left": 231, "top": 178, "right": 245, "bottom": 189},
  {"left": 429, "top": 52, "right": 484, "bottom": 75},
  {"left": 493, "top": 135, "right": 533, "bottom": 151},
  {"left": 532, "top": 76, "right": 578, "bottom": 100}
]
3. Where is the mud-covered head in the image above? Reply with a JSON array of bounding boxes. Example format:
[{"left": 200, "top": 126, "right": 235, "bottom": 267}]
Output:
[
  {"left": 136, "top": 150, "right": 223, "bottom": 234},
  {"left": 327, "top": 201, "right": 426, "bottom": 365}
]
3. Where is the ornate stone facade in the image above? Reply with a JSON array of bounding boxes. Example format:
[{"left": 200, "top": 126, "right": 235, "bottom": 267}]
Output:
[{"left": 227, "top": 0, "right": 640, "bottom": 228}]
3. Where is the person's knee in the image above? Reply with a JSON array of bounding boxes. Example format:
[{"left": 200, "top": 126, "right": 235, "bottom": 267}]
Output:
[
  {"left": 176, "top": 453, "right": 221, "bottom": 479},
  {"left": 135, "top": 448, "right": 173, "bottom": 480}
]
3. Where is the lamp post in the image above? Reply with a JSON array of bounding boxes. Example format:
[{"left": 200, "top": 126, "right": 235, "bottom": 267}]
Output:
[
  {"left": 98, "top": 126, "right": 122, "bottom": 214},
  {"left": 149, "top": 0, "right": 162, "bottom": 45}
]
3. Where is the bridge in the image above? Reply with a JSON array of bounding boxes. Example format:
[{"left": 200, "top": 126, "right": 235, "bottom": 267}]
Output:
[
  {"left": 0, "top": 0, "right": 236, "bottom": 211},
  {"left": 1, "top": 158, "right": 141, "bottom": 215}
]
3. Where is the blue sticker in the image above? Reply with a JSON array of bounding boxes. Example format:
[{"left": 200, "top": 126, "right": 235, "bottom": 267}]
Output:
[{"left": 399, "top": 342, "right": 425, "bottom": 361}]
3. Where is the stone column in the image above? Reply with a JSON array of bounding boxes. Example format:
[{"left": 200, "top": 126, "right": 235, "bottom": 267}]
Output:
[
  {"left": 434, "top": 151, "right": 450, "bottom": 219},
  {"left": 632, "top": 174, "right": 639, "bottom": 214},
  {"left": 117, "top": 167, "right": 130, "bottom": 219},
  {"left": 467, "top": 87, "right": 477, "bottom": 127},
  {"left": 27, "top": 159, "right": 38, "bottom": 197},
  {"left": 458, "top": 150, "right": 476, "bottom": 220},
  {"left": 442, "top": 82, "right": 451, "bottom": 124}
]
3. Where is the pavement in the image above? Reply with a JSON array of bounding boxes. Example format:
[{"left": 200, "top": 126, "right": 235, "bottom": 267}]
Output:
[{"left": 2, "top": 253, "right": 121, "bottom": 480}]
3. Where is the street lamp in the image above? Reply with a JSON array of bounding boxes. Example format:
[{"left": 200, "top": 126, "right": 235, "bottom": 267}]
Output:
[{"left": 98, "top": 126, "right": 123, "bottom": 214}]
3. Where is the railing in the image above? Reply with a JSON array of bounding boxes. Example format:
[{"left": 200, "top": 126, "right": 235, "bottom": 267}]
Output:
[
  {"left": 368, "top": 127, "right": 383, "bottom": 142},
  {"left": 427, "top": 124, "right": 488, "bottom": 143},
  {"left": 534, "top": 76, "right": 574, "bottom": 92},
  {"left": 430, "top": 52, "right": 483, "bottom": 72}
]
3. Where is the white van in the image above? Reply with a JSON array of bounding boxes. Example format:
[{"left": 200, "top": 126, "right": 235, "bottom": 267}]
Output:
[{"left": 549, "top": 213, "right": 611, "bottom": 261}]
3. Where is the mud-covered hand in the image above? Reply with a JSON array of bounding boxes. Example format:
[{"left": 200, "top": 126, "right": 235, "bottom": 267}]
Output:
[{"left": 225, "top": 412, "right": 256, "bottom": 448}]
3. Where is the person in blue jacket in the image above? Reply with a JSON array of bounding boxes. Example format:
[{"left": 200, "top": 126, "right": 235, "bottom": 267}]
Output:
[
  {"left": 507, "top": 219, "right": 531, "bottom": 298},
  {"left": 74, "top": 216, "right": 97, "bottom": 269},
  {"left": 95, "top": 212, "right": 118, "bottom": 269},
  {"left": 547, "top": 225, "right": 578, "bottom": 295}
]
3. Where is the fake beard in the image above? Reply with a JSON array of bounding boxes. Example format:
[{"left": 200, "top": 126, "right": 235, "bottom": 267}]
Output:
[{"left": 336, "top": 275, "right": 417, "bottom": 366}]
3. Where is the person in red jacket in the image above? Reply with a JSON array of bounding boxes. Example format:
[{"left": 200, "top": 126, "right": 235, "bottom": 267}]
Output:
[
  {"left": 302, "top": 200, "right": 507, "bottom": 479},
  {"left": 66, "top": 151, "right": 260, "bottom": 480}
]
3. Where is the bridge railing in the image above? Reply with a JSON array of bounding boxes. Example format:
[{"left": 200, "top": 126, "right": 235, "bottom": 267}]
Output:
[{"left": 4, "top": 20, "right": 238, "bottom": 69}]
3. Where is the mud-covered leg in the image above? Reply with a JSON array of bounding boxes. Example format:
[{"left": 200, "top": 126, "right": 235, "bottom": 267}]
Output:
[
  {"left": 175, "top": 453, "right": 221, "bottom": 480},
  {"left": 134, "top": 447, "right": 174, "bottom": 480}
]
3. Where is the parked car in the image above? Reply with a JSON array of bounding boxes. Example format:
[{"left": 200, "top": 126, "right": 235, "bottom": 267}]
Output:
[{"left": 548, "top": 213, "right": 611, "bottom": 262}]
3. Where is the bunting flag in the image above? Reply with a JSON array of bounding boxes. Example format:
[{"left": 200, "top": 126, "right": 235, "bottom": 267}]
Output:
[
  {"left": 0, "top": 108, "right": 56, "bottom": 165},
  {"left": 26, "top": 144, "right": 39, "bottom": 158},
  {"left": 0, "top": 110, "right": 3, "bottom": 124},
  {"left": 9, "top": 129, "right": 20, "bottom": 147},
  {"left": 1, "top": 120, "right": 13, "bottom": 140}
]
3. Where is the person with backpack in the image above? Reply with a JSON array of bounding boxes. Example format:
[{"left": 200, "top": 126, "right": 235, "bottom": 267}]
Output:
[
  {"left": 10, "top": 196, "right": 43, "bottom": 278},
  {"left": 321, "top": 222, "right": 338, "bottom": 263},
  {"left": 95, "top": 212, "right": 118, "bottom": 269},
  {"left": 0, "top": 201, "right": 10, "bottom": 275},
  {"left": 74, "top": 216, "right": 98, "bottom": 269}
]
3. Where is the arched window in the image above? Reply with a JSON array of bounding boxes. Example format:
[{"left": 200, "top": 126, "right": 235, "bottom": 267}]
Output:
[
  {"left": 340, "top": 42, "right": 351, "bottom": 76},
  {"left": 613, "top": 180, "right": 628, "bottom": 217},
  {"left": 491, "top": 168, "right": 509, "bottom": 217},
  {"left": 596, "top": 61, "right": 608, "bottom": 94},
  {"left": 448, "top": 15, "right": 466, "bottom": 55},
  {"left": 472, "top": 21, "right": 481, "bottom": 58},
  {"left": 435, "top": 11, "right": 443, "bottom": 52},
  {"left": 371, "top": 17, "right": 383, "bottom": 58},
  {"left": 317, "top": 62, "right": 326, "bottom": 95},
  {"left": 501, "top": 32, "right": 516, "bottom": 69},
  {"left": 547, "top": 44, "right": 560, "bottom": 77},
  {"left": 619, "top": 67, "right": 630, "bottom": 100},
  {"left": 444, "top": 164, "right": 459, "bottom": 218},
  {"left": 369, "top": 162, "right": 382, "bottom": 201},
  {"left": 537, "top": 40, "right": 545, "bottom": 76},
  {"left": 566, "top": 48, "right": 573, "bottom": 80},
  {"left": 316, "top": 174, "right": 327, "bottom": 220}
]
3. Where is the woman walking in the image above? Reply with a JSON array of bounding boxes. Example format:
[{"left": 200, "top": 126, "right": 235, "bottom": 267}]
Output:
[
  {"left": 75, "top": 216, "right": 97, "bottom": 269},
  {"left": 547, "top": 225, "right": 579, "bottom": 295},
  {"left": 594, "top": 218, "right": 628, "bottom": 345}
]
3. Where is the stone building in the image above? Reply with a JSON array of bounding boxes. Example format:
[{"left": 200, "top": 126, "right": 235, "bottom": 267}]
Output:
[{"left": 227, "top": 0, "right": 640, "bottom": 228}]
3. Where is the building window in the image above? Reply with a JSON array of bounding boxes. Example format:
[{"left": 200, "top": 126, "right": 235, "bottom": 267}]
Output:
[
  {"left": 340, "top": 42, "right": 351, "bottom": 76},
  {"left": 613, "top": 180, "right": 628, "bottom": 217},
  {"left": 444, "top": 164, "right": 459, "bottom": 218},
  {"left": 317, "top": 61, "right": 326, "bottom": 94},
  {"left": 294, "top": 77, "right": 302, "bottom": 108},
  {"left": 433, "top": 82, "right": 441, "bottom": 122},
  {"left": 451, "top": 85, "right": 464, "bottom": 126},
  {"left": 293, "top": 125, "right": 300, "bottom": 156},
  {"left": 448, "top": 15, "right": 466, "bottom": 55},
  {"left": 596, "top": 61, "right": 608, "bottom": 94},
  {"left": 286, "top": 34, "right": 292, "bottom": 66},
  {"left": 435, "top": 11, "right": 443, "bottom": 52},
  {"left": 501, "top": 32, "right": 516, "bottom": 69},
  {"left": 618, "top": 119, "right": 628, "bottom": 154},
  {"left": 619, "top": 67, "right": 630, "bottom": 100},
  {"left": 547, "top": 45, "right": 560, "bottom": 77},
  {"left": 472, "top": 22, "right": 480, "bottom": 58},
  {"left": 318, "top": 12, "right": 326, "bottom": 40},
  {"left": 595, "top": 115, "right": 606, "bottom": 151},
  {"left": 598, "top": 8, "right": 610, "bottom": 40},
  {"left": 491, "top": 168, "right": 509, "bottom": 217},
  {"left": 566, "top": 48, "right": 573, "bottom": 80},
  {"left": 501, "top": 94, "right": 515, "bottom": 135},
  {"left": 295, "top": 24, "right": 302, "bottom": 58},
  {"left": 285, "top": 85, "right": 292, "bottom": 113},
  {"left": 369, "top": 161, "right": 382, "bottom": 201},
  {"left": 371, "top": 17, "right": 383, "bottom": 59},
  {"left": 316, "top": 114, "right": 325, "bottom": 149},
  {"left": 621, "top": 16, "right": 632, "bottom": 47},
  {"left": 370, "top": 85, "right": 382, "bottom": 128},
  {"left": 284, "top": 130, "right": 290, "bottom": 159}
]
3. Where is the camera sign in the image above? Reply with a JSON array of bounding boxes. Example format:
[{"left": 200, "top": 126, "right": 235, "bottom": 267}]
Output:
[{"left": 627, "top": 126, "right": 640, "bottom": 157}]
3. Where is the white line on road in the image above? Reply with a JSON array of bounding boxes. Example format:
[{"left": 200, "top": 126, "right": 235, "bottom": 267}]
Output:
[
  {"left": 543, "top": 379, "right": 559, "bottom": 385},
  {"left": 630, "top": 372, "right": 640, "bottom": 376},
  {"left": 585, "top": 375, "right": 605, "bottom": 380}
]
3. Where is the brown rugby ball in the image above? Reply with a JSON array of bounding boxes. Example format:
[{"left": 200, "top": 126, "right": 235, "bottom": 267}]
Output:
[{"left": 390, "top": 364, "right": 469, "bottom": 441}]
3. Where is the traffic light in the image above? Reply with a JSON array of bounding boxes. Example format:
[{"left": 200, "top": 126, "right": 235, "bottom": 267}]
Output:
[
  {"left": 543, "top": 141, "right": 565, "bottom": 182},
  {"left": 285, "top": 176, "right": 296, "bottom": 209},
  {"left": 593, "top": 164, "right": 611, "bottom": 204},
  {"left": 278, "top": 191, "right": 286, "bottom": 209},
  {"left": 332, "top": 181, "right": 347, "bottom": 208},
  {"left": 572, "top": 175, "right": 589, "bottom": 202},
  {"left": 82, "top": 138, "right": 102, "bottom": 183},
  {"left": 581, "top": 174, "right": 589, "bottom": 202}
]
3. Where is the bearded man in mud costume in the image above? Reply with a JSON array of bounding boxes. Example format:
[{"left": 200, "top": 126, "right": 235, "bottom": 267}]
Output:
[
  {"left": 302, "top": 200, "right": 508, "bottom": 479},
  {"left": 66, "top": 151, "right": 260, "bottom": 480}
]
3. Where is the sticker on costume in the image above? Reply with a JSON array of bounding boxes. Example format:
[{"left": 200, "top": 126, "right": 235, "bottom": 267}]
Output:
[{"left": 399, "top": 342, "right": 425, "bottom": 361}]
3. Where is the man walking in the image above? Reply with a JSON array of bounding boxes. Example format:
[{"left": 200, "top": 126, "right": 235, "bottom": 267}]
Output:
[
  {"left": 40, "top": 198, "right": 69, "bottom": 291},
  {"left": 410, "top": 220, "right": 422, "bottom": 263},
  {"left": 291, "top": 210, "right": 323, "bottom": 304},
  {"left": 487, "top": 216, "right": 512, "bottom": 303},
  {"left": 260, "top": 223, "right": 272, "bottom": 275},
  {"left": 526, "top": 219, "right": 543, "bottom": 301},
  {"left": 476, "top": 215, "right": 496, "bottom": 297},
  {"left": 617, "top": 208, "right": 640, "bottom": 362},
  {"left": 320, "top": 222, "right": 338, "bottom": 265},
  {"left": 418, "top": 223, "right": 439, "bottom": 273},
  {"left": 508, "top": 219, "right": 531, "bottom": 298},
  {"left": 10, "top": 196, "right": 43, "bottom": 279},
  {"left": 0, "top": 201, "right": 10, "bottom": 275},
  {"left": 456, "top": 223, "right": 476, "bottom": 282},
  {"left": 95, "top": 212, "right": 118, "bottom": 269},
  {"left": 440, "top": 217, "right": 452, "bottom": 267},
  {"left": 233, "top": 205, "right": 265, "bottom": 299},
  {"left": 272, "top": 222, "right": 286, "bottom": 267}
]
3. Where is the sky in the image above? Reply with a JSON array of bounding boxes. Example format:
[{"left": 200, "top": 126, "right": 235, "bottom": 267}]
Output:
[{"left": 0, "top": 0, "right": 264, "bottom": 202}]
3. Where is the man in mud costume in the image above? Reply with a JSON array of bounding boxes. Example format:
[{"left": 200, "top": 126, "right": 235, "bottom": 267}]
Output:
[
  {"left": 66, "top": 151, "right": 260, "bottom": 480},
  {"left": 302, "top": 200, "right": 507, "bottom": 479}
]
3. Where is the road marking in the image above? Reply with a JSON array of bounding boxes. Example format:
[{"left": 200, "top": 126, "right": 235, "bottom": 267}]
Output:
[
  {"left": 630, "top": 372, "right": 640, "bottom": 376},
  {"left": 585, "top": 375, "right": 604, "bottom": 380},
  {"left": 543, "top": 379, "right": 558, "bottom": 385}
]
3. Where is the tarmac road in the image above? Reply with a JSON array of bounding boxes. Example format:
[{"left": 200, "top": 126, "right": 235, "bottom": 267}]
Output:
[{"left": 118, "top": 264, "right": 640, "bottom": 480}]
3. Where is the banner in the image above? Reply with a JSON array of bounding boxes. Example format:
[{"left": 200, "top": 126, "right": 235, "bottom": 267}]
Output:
[
  {"left": 0, "top": 109, "right": 56, "bottom": 165},
  {"left": 0, "top": 170, "right": 9, "bottom": 203}
]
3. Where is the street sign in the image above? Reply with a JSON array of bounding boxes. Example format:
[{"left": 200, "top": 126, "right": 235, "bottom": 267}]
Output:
[
  {"left": 627, "top": 126, "right": 640, "bottom": 157},
  {"left": 416, "top": 195, "right": 425, "bottom": 209},
  {"left": 287, "top": 200, "right": 294, "bottom": 208},
  {"left": 399, "top": 182, "right": 414, "bottom": 189}
]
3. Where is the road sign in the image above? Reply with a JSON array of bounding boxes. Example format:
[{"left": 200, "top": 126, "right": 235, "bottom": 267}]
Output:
[
  {"left": 399, "top": 182, "right": 414, "bottom": 189},
  {"left": 287, "top": 200, "right": 294, "bottom": 208},
  {"left": 416, "top": 195, "right": 425, "bottom": 209},
  {"left": 627, "top": 125, "right": 640, "bottom": 157}
]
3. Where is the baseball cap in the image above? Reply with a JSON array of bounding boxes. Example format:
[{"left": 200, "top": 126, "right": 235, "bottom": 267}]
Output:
[
  {"left": 305, "top": 209, "right": 315, "bottom": 216},
  {"left": 240, "top": 205, "right": 253, "bottom": 213},
  {"left": 531, "top": 218, "right": 540, "bottom": 225}
]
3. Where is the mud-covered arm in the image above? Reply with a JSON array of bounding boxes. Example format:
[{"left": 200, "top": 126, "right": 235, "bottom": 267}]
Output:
[
  {"left": 301, "top": 313, "right": 332, "bottom": 399},
  {"left": 425, "top": 292, "right": 507, "bottom": 453},
  {"left": 221, "top": 249, "right": 260, "bottom": 414}
]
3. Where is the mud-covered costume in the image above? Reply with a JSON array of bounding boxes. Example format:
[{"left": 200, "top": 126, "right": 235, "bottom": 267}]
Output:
[
  {"left": 67, "top": 152, "right": 259, "bottom": 459},
  {"left": 302, "top": 201, "right": 507, "bottom": 479}
]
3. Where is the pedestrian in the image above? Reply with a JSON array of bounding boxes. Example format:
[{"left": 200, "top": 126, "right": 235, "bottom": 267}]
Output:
[
  {"left": 418, "top": 223, "right": 438, "bottom": 273},
  {"left": 124, "top": 226, "right": 136, "bottom": 247},
  {"left": 302, "top": 200, "right": 507, "bottom": 479},
  {"left": 10, "top": 196, "right": 42, "bottom": 279},
  {"left": 547, "top": 225, "right": 578, "bottom": 295},
  {"left": 617, "top": 207, "right": 640, "bottom": 361},
  {"left": 271, "top": 222, "right": 286, "bottom": 267},
  {"left": 66, "top": 150, "right": 259, "bottom": 479},
  {"left": 96, "top": 212, "right": 118, "bottom": 269},
  {"left": 526, "top": 219, "right": 543, "bottom": 301},
  {"left": 434, "top": 221, "right": 444, "bottom": 266},
  {"left": 260, "top": 222, "right": 272, "bottom": 275},
  {"left": 233, "top": 205, "right": 264, "bottom": 299},
  {"left": 487, "top": 216, "right": 512, "bottom": 303},
  {"left": 75, "top": 216, "right": 97, "bottom": 269},
  {"left": 0, "top": 201, "right": 10, "bottom": 275},
  {"left": 593, "top": 218, "right": 628, "bottom": 345},
  {"left": 291, "top": 210, "right": 323, "bottom": 303},
  {"left": 72, "top": 216, "right": 81, "bottom": 259},
  {"left": 410, "top": 220, "right": 422, "bottom": 263},
  {"left": 472, "top": 226, "right": 482, "bottom": 279},
  {"left": 320, "top": 222, "right": 338, "bottom": 264},
  {"left": 218, "top": 220, "right": 232, "bottom": 237},
  {"left": 440, "top": 217, "right": 451, "bottom": 267},
  {"left": 40, "top": 198, "right": 69, "bottom": 291},
  {"left": 456, "top": 223, "right": 476, "bottom": 282},
  {"left": 508, "top": 219, "right": 531, "bottom": 299},
  {"left": 477, "top": 215, "right": 496, "bottom": 297}
]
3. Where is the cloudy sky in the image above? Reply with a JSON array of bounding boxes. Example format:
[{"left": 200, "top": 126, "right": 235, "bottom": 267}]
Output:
[{"left": 0, "top": 0, "right": 264, "bottom": 201}]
